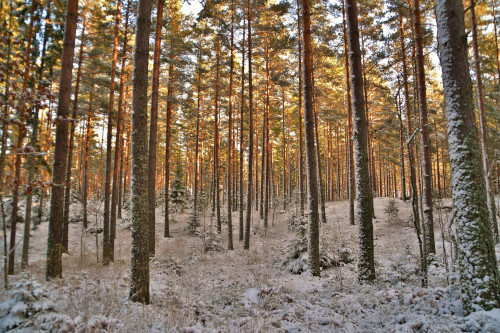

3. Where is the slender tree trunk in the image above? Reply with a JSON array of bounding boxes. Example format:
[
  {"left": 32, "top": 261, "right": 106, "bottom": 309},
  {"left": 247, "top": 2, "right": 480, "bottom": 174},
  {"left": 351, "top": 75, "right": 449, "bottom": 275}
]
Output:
[
  {"left": 227, "top": 2, "right": 235, "bottom": 249},
  {"left": 413, "top": 0, "right": 435, "bottom": 256},
  {"left": 62, "top": 14, "right": 86, "bottom": 254},
  {"left": 312, "top": 72, "right": 327, "bottom": 224},
  {"left": 239, "top": 15, "right": 246, "bottom": 242},
  {"left": 244, "top": 0, "right": 253, "bottom": 250},
  {"left": 213, "top": 37, "right": 222, "bottom": 232},
  {"left": 436, "top": 0, "right": 500, "bottom": 312},
  {"left": 83, "top": 93, "right": 93, "bottom": 229},
  {"left": 193, "top": 44, "right": 202, "bottom": 229},
  {"left": 300, "top": 0, "right": 320, "bottom": 276},
  {"left": 129, "top": 0, "right": 152, "bottom": 304},
  {"left": 103, "top": 0, "right": 122, "bottom": 265},
  {"left": 470, "top": 0, "right": 499, "bottom": 242},
  {"left": 164, "top": 41, "right": 174, "bottom": 238},
  {"left": 345, "top": 0, "right": 375, "bottom": 282},
  {"left": 22, "top": 7, "right": 50, "bottom": 267},
  {"left": 147, "top": 0, "right": 164, "bottom": 256},
  {"left": 398, "top": 96, "right": 407, "bottom": 201},
  {"left": 46, "top": 0, "right": 79, "bottom": 280},
  {"left": 297, "top": 0, "right": 305, "bottom": 215},
  {"left": 343, "top": 0, "right": 355, "bottom": 225},
  {"left": 111, "top": 1, "right": 130, "bottom": 258},
  {"left": 8, "top": 1, "right": 36, "bottom": 275}
]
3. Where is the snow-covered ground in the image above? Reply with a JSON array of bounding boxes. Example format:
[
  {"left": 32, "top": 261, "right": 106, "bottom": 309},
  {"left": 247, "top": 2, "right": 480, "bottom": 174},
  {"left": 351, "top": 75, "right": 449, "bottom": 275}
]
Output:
[{"left": 1, "top": 197, "right": 499, "bottom": 332}]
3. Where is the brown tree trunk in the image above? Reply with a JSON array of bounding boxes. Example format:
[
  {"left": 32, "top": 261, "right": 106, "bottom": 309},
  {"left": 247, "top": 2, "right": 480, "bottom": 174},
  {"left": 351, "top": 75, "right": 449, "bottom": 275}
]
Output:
[
  {"left": 164, "top": 41, "right": 174, "bottom": 238},
  {"left": 244, "top": 0, "right": 253, "bottom": 250},
  {"left": 301, "top": 0, "right": 320, "bottom": 277},
  {"left": 62, "top": 14, "right": 86, "bottom": 254},
  {"left": 148, "top": 0, "right": 164, "bottom": 256},
  {"left": 129, "top": 0, "right": 152, "bottom": 304},
  {"left": 103, "top": 0, "right": 122, "bottom": 265},
  {"left": 46, "top": 0, "right": 79, "bottom": 280},
  {"left": 239, "top": 14, "right": 246, "bottom": 242},
  {"left": 111, "top": 0, "right": 131, "bottom": 259},
  {"left": 297, "top": 0, "right": 305, "bottom": 216},
  {"left": 83, "top": 92, "right": 93, "bottom": 229},
  {"left": 413, "top": 0, "right": 435, "bottom": 255},
  {"left": 227, "top": 2, "right": 235, "bottom": 250}
]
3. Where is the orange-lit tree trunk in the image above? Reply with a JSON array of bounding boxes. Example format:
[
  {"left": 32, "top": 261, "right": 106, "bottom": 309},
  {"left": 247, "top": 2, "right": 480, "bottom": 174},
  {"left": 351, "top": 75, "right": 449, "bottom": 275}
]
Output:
[{"left": 46, "top": 0, "right": 79, "bottom": 280}]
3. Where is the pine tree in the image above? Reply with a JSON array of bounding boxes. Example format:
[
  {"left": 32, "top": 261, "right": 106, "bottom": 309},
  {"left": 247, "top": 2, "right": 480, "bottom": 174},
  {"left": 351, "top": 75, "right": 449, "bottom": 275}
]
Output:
[{"left": 436, "top": 0, "right": 500, "bottom": 313}]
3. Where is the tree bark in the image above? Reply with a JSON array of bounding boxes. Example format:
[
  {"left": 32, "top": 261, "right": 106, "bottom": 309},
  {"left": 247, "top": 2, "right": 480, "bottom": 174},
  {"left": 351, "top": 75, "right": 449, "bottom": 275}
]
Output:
[
  {"left": 62, "top": 13, "right": 86, "bottom": 254},
  {"left": 470, "top": 0, "right": 499, "bottom": 243},
  {"left": 345, "top": 0, "right": 375, "bottom": 282},
  {"left": 111, "top": 0, "right": 131, "bottom": 259},
  {"left": 301, "top": 0, "right": 320, "bottom": 277},
  {"left": 239, "top": 14, "right": 246, "bottom": 242},
  {"left": 436, "top": 0, "right": 500, "bottom": 312},
  {"left": 46, "top": 0, "right": 79, "bottom": 280},
  {"left": 129, "top": 0, "right": 152, "bottom": 304},
  {"left": 227, "top": 1, "right": 235, "bottom": 250},
  {"left": 244, "top": 0, "right": 253, "bottom": 250},
  {"left": 103, "top": 0, "right": 122, "bottom": 265},
  {"left": 413, "top": 0, "right": 435, "bottom": 256},
  {"left": 148, "top": 0, "right": 164, "bottom": 256},
  {"left": 297, "top": 0, "right": 305, "bottom": 216}
]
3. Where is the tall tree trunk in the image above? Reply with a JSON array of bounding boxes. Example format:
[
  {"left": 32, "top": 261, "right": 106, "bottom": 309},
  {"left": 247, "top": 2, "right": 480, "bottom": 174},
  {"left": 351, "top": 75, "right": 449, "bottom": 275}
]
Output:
[
  {"left": 470, "top": 0, "right": 499, "bottom": 242},
  {"left": 342, "top": 0, "right": 355, "bottom": 225},
  {"left": 312, "top": 72, "right": 327, "bottom": 224},
  {"left": 22, "top": 6, "right": 50, "bottom": 267},
  {"left": 111, "top": 0, "right": 131, "bottom": 259},
  {"left": 62, "top": 14, "right": 86, "bottom": 254},
  {"left": 297, "top": 0, "right": 305, "bottom": 216},
  {"left": 345, "top": 0, "right": 375, "bottom": 282},
  {"left": 300, "top": 0, "right": 320, "bottom": 277},
  {"left": 399, "top": 6, "right": 425, "bottom": 283},
  {"left": 193, "top": 43, "right": 202, "bottom": 229},
  {"left": 83, "top": 92, "right": 93, "bottom": 229},
  {"left": 164, "top": 41, "right": 174, "bottom": 238},
  {"left": 46, "top": 0, "right": 79, "bottom": 280},
  {"left": 244, "top": 0, "right": 253, "bottom": 250},
  {"left": 227, "top": 2, "right": 235, "bottom": 250},
  {"left": 213, "top": 37, "right": 222, "bottom": 232},
  {"left": 436, "top": 0, "right": 500, "bottom": 312},
  {"left": 8, "top": 1, "right": 36, "bottom": 275},
  {"left": 148, "top": 0, "right": 164, "bottom": 256},
  {"left": 413, "top": 0, "right": 435, "bottom": 256},
  {"left": 397, "top": 96, "right": 407, "bottom": 201},
  {"left": 239, "top": 14, "right": 246, "bottom": 242},
  {"left": 103, "top": 0, "right": 122, "bottom": 265},
  {"left": 129, "top": 0, "right": 152, "bottom": 304}
]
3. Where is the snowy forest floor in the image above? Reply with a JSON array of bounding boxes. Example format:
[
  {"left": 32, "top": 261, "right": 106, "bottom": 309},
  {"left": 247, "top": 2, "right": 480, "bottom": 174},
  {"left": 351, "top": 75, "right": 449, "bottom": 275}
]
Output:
[{"left": 1, "top": 197, "right": 500, "bottom": 332}]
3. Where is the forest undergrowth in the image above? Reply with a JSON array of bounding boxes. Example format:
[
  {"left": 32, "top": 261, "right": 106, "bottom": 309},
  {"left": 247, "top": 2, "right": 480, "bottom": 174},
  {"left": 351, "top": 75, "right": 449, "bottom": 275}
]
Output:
[{"left": 1, "top": 197, "right": 500, "bottom": 332}]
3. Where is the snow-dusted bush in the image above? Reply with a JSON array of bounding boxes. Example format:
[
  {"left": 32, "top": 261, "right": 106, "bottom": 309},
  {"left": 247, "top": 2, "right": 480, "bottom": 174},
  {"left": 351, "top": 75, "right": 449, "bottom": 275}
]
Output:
[{"left": 0, "top": 277, "right": 54, "bottom": 331}]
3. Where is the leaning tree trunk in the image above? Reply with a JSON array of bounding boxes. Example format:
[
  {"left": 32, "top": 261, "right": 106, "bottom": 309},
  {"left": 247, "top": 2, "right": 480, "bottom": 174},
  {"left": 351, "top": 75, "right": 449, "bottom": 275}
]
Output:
[
  {"left": 129, "top": 0, "right": 152, "bottom": 304},
  {"left": 345, "top": 0, "right": 375, "bottom": 282},
  {"left": 301, "top": 0, "right": 320, "bottom": 277},
  {"left": 435, "top": 0, "right": 500, "bottom": 313},
  {"left": 46, "top": 0, "right": 79, "bottom": 280}
]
